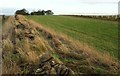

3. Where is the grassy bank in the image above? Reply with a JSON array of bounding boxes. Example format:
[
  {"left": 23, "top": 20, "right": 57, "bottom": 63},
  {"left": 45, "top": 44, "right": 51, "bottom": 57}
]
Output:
[{"left": 26, "top": 15, "right": 118, "bottom": 58}]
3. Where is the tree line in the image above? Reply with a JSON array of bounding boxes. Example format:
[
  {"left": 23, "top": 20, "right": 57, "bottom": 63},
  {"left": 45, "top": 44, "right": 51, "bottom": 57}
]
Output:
[{"left": 15, "top": 8, "right": 54, "bottom": 15}]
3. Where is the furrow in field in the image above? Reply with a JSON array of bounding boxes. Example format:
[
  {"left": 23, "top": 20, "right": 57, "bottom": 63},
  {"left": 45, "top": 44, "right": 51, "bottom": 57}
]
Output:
[{"left": 37, "top": 20, "right": 117, "bottom": 57}]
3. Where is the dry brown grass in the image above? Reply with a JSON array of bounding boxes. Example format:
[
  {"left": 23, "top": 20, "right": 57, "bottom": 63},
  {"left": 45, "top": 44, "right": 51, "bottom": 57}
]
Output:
[
  {"left": 28, "top": 17, "right": 118, "bottom": 61},
  {"left": 27, "top": 17, "right": 120, "bottom": 73},
  {"left": 2, "top": 15, "right": 119, "bottom": 74},
  {"left": 2, "top": 62, "right": 20, "bottom": 74}
]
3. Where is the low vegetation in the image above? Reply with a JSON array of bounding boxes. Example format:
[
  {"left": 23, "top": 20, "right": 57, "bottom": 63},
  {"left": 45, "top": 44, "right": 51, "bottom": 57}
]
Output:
[
  {"left": 26, "top": 15, "right": 118, "bottom": 59},
  {"left": 2, "top": 15, "right": 120, "bottom": 75},
  {"left": 15, "top": 9, "right": 54, "bottom": 15}
]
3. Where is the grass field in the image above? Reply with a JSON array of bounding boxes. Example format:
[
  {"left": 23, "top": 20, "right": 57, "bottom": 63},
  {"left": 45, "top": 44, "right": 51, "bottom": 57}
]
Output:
[
  {"left": 0, "top": 16, "right": 2, "bottom": 26},
  {"left": 26, "top": 15, "right": 118, "bottom": 58}
]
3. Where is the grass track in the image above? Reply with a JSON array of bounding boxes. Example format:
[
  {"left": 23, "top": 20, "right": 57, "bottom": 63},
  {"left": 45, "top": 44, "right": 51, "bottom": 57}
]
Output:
[{"left": 26, "top": 15, "right": 118, "bottom": 58}]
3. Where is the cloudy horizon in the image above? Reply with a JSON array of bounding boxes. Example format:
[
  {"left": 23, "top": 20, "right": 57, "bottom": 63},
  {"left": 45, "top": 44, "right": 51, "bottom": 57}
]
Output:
[{"left": 0, "top": 0, "right": 119, "bottom": 15}]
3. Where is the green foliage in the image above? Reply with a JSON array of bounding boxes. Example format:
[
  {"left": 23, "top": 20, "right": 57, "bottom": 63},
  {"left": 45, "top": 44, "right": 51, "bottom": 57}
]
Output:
[
  {"left": 45, "top": 10, "right": 54, "bottom": 15},
  {"left": 52, "top": 53, "right": 78, "bottom": 62},
  {"left": 15, "top": 9, "right": 54, "bottom": 15},
  {"left": 31, "top": 10, "right": 54, "bottom": 15},
  {"left": 92, "top": 66, "right": 107, "bottom": 74},
  {"left": 52, "top": 53, "right": 60, "bottom": 59},
  {"left": 26, "top": 16, "right": 118, "bottom": 58},
  {"left": 11, "top": 53, "right": 21, "bottom": 62},
  {"left": 31, "top": 10, "right": 45, "bottom": 15},
  {"left": 15, "top": 8, "right": 29, "bottom": 15}
]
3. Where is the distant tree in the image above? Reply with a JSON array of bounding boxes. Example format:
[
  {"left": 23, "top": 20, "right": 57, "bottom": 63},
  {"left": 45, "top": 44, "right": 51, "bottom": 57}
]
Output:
[
  {"left": 45, "top": 10, "right": 54, "bottom": 15},
  {"left": 30, "top": 10, "right": 35, "bottom": 15},
  {"left": 41, "top": 10, "right": 45, "bottom": 15},
  {"left": 30, "top": 9, "right": 54, "bottom": 15},
  {"left": 30, "top": 10, "right": 45, "bottom": 15},
  {"left": 15, "top": 9, "right": 54, "bottom": 15},
  {"left": 15, "top": 8, "right": 29, "bottom": 15}
]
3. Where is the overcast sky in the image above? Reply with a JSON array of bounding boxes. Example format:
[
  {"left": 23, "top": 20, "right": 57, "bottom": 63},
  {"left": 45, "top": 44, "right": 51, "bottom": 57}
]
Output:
[{"left": 0, "top": 0, "right": 119, "bottom": 15}]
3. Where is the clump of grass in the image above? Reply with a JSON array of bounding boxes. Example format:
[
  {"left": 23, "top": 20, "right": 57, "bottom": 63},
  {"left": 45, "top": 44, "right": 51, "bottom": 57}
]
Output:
[
  {"left": 52, "top": 53, "right": 60, "bottom": 59},
  {"left": 93, "top": 67, "right": 108, "bottom": 74},
  {"left": 52, "top": 53, "right": 79, "bottom": 63},
  {"left": 62, "top": 58, "right": 78, "bottom": 62}
]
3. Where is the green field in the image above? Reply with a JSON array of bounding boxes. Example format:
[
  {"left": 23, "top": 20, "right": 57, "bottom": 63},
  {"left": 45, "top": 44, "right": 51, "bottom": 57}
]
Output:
[
  {"left": 0, "top": 21, "right": 1, "bottom": 26},
  {"left": 26, "top": 15, "right": 118, "bottom": 58}
]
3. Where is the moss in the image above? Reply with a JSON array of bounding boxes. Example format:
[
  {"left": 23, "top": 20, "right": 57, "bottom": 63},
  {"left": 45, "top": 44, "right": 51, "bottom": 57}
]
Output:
[
  {"left": 52, "top": 53, "right": 60, "bottom": 59},
  {"left": 52, "top": 53, "right": 79, "bottom": 62}
]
